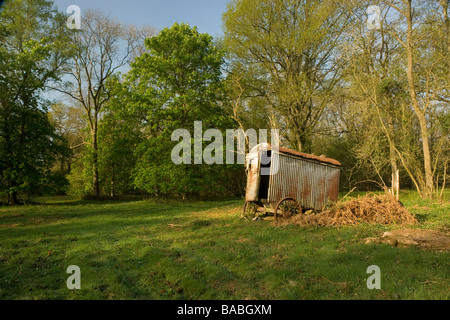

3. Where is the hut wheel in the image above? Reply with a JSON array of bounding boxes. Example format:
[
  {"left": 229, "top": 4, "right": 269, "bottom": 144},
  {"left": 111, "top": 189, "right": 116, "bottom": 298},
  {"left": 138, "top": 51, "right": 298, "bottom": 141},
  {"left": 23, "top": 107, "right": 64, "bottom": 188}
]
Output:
[
  {"left": 274, "top": 198, "right": 302, "bottom": 221},
  {"left": 242, "top": 201, "right": 260, "bottom": 221}
]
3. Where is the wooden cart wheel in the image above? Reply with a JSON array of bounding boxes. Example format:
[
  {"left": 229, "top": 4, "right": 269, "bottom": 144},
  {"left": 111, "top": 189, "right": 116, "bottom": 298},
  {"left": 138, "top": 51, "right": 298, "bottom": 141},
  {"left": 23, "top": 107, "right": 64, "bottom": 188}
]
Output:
[
  {"left": 274, "top": 198, "right": 302, "bottom": 221},
  {"left": 242, "top": 201, "right": 260, "bottom": 221}
]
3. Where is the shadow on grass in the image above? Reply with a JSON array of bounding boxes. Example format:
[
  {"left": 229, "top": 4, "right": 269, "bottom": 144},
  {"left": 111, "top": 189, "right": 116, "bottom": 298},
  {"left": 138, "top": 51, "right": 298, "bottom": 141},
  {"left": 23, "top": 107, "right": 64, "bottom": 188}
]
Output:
[
  {"left": 2, "top": 192, "right": 446, "bottom": 299},
  {"left": 413, "top": 213, "right": 429, "bottom": 223},
  {"left": 1, "top": 210, "right": 449, "bottom": 299},
  {"left": 26, "top": 195, "right": 243, "bottom": 208},
  {"left": 0, "top": 199, "right": 247, "bottom": 299},
  {"left": 0, "top": 198, "right": 242, "bottom": 243}
]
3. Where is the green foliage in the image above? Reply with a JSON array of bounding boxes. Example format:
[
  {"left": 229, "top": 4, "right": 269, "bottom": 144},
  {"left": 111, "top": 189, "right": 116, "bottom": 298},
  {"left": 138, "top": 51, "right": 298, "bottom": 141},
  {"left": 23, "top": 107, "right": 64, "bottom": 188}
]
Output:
[
  {"left": 123, "top": 23, "right": 239, "bottom": 198},
  {"left": 1, "top": 0, "right": 446, "bottom": 200},
  {"left": 223, "top": 0, "right": 349, "bottom": 152},
  {"left": 66, "top": 147, "right": 93, "bottom": 195},
  {"left": 0, "top": 0, "right": 71, "bottom": 204},
  {"left": 39, "top": 171, "right": 70, "bottom": 195},
  {"left": 98, "top": 76, "right": 145, "bottom": 196},
  {"left": 126, "top": 22, "right": 226, "bottom": 128}
]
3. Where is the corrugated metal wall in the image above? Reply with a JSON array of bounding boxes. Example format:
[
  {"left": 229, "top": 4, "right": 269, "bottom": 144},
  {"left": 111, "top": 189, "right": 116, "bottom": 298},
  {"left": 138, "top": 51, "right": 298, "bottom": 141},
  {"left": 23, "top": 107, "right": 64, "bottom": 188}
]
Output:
[{"left": 268, "top": 153, "right": 340, "bottom": 210}]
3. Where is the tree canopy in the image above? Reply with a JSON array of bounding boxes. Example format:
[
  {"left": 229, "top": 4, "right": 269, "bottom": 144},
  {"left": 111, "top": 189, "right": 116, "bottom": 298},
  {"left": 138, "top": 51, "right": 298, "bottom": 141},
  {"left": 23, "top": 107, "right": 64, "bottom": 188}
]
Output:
[
  {"left": 0, "top": 0, "right": 448, "bottom": 202},
  {"left": 0, "top": 0, "right": 70, "bottom": 204}
]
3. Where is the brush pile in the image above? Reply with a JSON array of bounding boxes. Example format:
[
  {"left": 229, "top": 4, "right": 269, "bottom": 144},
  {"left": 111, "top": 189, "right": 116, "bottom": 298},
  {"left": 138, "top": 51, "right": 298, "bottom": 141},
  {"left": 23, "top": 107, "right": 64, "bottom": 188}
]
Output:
[{"left": 279, "top": 194, "right": 418, "bottom": 227}]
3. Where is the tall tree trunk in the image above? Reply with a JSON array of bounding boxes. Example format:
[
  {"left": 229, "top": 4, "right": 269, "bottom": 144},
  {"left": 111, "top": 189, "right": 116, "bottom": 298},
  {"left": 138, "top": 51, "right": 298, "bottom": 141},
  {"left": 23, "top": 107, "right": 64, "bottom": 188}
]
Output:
[
  {"left": 405, "top": 0, "right": 434, "bottom": 197},
  {"left": 387, "top": 115, "right": 399, "bottom": 199},
  {"left": 441, "top": 0, "right": 449, "bottom": 51},
  {"left": 7, "top": 191, "right": 18, "bottom": 205},
  {"left": 441, "top": 0, "right": 450, "bottom": 78},
  {"left": 91, "top": 126, "right": 100, "bottom": 197},
  {"left": 110, "top": 164, "right": 115, "bottom": 198}
]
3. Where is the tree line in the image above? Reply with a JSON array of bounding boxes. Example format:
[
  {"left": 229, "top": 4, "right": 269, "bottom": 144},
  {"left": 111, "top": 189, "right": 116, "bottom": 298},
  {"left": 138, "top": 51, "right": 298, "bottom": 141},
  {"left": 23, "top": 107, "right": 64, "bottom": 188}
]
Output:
[{"left": 0, "top": 0, "right": 448, "bottom": 204}]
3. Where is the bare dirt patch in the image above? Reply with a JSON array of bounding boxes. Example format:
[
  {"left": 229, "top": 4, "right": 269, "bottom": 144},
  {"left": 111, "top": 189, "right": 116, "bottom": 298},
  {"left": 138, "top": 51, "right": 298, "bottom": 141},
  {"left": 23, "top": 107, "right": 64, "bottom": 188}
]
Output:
[
  {"left": 0, "top": 224, "right": 19, "bottom": 228},
  {"left": 365, "top": 229, "right": 450, "bottom": 250}
]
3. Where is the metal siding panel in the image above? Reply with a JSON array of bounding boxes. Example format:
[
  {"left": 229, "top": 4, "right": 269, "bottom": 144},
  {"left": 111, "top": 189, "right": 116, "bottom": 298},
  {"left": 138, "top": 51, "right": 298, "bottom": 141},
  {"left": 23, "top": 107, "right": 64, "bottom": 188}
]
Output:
[
  {"left": 306, "top": 162, "right": 311, "bottom": 208},
  {"left": 268, "top": 153, "right": 283, "bottom": 203},
  {"left": 313, "top": 163, "right": 319, "bottom": 209},
  {"left": 330, "top": 168, "right": 340, "bottom": 202},
  {"left": 319, "top": 164, "right": 327, "bottom": 209},
  {"left": 312, "top": 163, "right": 318, "bottom": 209},
  {"left": 302, "top": 161, "right": 308, "bottom": 208},
  {"left": 267, "top": 152, "right": 340, "bottom": 211},
  {"left": 296, "top": 160, "right": 302, "bottom": 208},
  {"left": 320, "top": 165, "right": 328, "bottom": 208},
  {"left": 267, "top": 153, "right": 278, "bottom": 203},
  {"left": 280, "top": 156, "right": 286, "bottom": 199},
  {"left": 311, "top": 162, "right": 318, "bottom": 209},
  {"left": 297, "top": 161, "right": 302, "bottom": 207},
  {"left": 287, "top": 156, "right": 296, "bottom": 198}
]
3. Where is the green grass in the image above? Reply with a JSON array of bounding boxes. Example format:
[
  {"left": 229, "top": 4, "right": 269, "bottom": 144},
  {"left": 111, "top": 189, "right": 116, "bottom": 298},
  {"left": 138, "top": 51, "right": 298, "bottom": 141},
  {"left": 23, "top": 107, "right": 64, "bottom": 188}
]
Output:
[{"left": 0, "top": 190, "right": 449, "bottom": 300}]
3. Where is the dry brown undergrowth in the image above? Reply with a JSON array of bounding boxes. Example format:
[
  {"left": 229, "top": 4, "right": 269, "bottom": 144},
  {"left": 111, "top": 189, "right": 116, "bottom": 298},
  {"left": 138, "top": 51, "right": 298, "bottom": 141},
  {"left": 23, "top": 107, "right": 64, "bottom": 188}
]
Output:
[{"left": 276, "top": 194, "right": 418, "bottom": 227}]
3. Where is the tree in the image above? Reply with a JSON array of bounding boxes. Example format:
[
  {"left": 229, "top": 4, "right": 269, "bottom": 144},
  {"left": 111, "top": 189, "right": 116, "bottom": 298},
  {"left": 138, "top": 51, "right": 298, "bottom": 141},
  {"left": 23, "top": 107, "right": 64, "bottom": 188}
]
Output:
[
  {"left": 418, "top": 0, "right": 450, "bottom": 197},
  {"left": 338, "top": 2, "right": 408, "bottom": 194},
  {"left": 52, "top": 9, "right": 151, "bottom": 196},
  {"left": 97, "top": 76, "right": 144, "bottom": 197},
  {"left": 0, "top": 0, "right": 70, "bottom": 204},
  {"left": 323, "top": 0, "right": 449, "bottom": 198},
  {"left": 48, "top": 102, "right": 86, "bottom": 171},
  {"left": 379, "top": 0, "right": 449, "bottom": 197},
  {"left": 222, "top": 0, "right": 351, "bottom": 152},
  {"left": 123, "top": 23, "right": 235, "bottom": 198}
]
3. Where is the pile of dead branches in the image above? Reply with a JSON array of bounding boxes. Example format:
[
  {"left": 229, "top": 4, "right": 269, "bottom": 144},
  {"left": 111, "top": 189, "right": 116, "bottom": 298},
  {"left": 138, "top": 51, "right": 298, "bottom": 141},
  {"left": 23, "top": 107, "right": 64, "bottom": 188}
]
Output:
[{"left": 279, "top": 194, "right": 418, "bottom": 227}]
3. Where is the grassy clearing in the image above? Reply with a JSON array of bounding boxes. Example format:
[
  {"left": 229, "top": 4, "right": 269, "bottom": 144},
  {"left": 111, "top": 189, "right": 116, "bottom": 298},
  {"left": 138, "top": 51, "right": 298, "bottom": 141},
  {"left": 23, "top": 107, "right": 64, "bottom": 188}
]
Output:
[{"left": 0, "top": 190, "right": 449, "bottom": 300}]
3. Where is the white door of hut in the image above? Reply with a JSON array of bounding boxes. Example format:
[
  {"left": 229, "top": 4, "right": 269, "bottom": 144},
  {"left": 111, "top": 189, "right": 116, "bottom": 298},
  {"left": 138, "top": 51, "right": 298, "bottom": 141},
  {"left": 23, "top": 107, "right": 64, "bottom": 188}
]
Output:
[{"left": 245, "top": 153, "right": 260, "bottom": 202}]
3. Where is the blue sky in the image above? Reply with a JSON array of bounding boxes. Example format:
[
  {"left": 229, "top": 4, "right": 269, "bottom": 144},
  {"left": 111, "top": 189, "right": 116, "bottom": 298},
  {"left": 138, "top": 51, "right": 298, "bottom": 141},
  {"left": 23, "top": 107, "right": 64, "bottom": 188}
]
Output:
[{"left": 53, "top": 0, "right": 231, "bottom": 38}]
